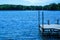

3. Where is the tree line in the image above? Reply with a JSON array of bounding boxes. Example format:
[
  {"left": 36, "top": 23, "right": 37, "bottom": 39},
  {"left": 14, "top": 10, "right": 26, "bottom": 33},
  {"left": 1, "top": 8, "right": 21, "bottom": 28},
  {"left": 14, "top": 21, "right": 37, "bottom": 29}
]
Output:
[{"left": 0, "top": 3, "right": 60, "bottom": 10}]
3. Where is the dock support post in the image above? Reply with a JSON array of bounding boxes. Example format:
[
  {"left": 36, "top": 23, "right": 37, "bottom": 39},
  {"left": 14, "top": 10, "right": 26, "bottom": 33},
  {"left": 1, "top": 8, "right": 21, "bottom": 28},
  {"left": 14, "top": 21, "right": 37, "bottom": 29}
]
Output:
[
  {"left": 38, "top": 11, "right": 40, "bottom": 28},
  {"left": 38, "top": 11, "right": 41, "bottom": 38},
  {"left": 42, "top": 12, "right": 44, "bottom": 32}
]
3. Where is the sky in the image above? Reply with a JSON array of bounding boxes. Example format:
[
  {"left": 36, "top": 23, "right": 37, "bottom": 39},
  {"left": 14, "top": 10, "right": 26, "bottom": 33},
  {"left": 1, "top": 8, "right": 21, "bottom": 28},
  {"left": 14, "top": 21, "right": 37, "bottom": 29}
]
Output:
[{"left": 0, "top": 0, "right": 60, "bottom": 6}]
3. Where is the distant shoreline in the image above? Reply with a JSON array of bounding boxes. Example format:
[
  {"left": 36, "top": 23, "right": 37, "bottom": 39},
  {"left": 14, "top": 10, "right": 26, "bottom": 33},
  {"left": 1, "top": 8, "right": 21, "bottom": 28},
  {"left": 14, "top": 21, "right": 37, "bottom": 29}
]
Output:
[
  {"left": 0, "top": 10, "right": 60, "bottom": 11},
  {"left": 0, "top": 3, "right": 60, "bottom": 10}
]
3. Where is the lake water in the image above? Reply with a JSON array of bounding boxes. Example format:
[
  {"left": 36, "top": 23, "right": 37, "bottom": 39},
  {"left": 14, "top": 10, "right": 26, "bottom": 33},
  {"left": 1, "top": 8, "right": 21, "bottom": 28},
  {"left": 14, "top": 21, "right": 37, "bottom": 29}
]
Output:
[{"left": 0, "top": 10, "right": 60, "bottom": 40}]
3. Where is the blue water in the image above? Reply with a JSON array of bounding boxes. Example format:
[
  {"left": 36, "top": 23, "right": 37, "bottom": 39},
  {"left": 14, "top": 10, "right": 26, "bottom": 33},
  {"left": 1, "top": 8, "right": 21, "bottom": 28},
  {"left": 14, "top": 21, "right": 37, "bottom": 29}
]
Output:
[
  {"left": 43, "top": 11, "right": 60, "bottom": 24},
  {"left": 0, "top": 11, "right": 60, "bottom": 40}
]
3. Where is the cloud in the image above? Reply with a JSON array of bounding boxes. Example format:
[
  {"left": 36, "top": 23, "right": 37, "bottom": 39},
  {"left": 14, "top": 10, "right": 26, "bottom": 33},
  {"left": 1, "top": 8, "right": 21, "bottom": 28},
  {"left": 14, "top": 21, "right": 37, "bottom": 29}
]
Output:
[
  {"left": 23, "top": 0, "right": 53, "bottom": 5},
  {"left": 25, "top": 0, "right": 39, "bottom": 3},
  {"left": 25, "top": 0, "right": 50, "bottom": 3},
  {"left": 0, "top": 0, "right": 60, "bottom": 6},
  {"left": 25, "top": 0, "right": 40, "bottom": 5}
]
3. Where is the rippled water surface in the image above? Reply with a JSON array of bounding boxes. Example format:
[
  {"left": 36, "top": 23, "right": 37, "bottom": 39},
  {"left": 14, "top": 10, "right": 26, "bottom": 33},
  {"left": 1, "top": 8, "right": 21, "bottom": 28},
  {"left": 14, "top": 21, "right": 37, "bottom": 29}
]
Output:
[{"left": 0, "top": 11, "right": 60, "bottom": 40}]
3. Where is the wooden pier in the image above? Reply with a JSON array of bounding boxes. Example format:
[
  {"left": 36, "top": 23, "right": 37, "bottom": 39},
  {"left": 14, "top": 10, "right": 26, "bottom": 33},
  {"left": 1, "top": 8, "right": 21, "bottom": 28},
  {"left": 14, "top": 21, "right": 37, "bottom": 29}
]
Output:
[
  {"left": 38, "top": 11, "right": 60, "bottom": 38},
  {"left": 40, "top": 24, "right": 60, "bottom": 39}
]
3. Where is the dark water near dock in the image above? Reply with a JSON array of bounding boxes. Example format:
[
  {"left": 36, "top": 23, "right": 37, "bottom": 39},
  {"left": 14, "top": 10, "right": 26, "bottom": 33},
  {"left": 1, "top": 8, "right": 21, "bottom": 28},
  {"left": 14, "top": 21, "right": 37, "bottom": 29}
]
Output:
[{"left": 0, "top": 11, "right": 60, "bottom": 40}]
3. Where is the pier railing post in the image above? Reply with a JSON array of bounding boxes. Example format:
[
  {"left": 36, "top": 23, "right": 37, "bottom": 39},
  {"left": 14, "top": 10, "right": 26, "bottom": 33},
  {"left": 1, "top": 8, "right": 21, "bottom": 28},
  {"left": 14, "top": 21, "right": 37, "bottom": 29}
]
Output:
[
  {"left": 47, "top": 20, "right": 50, "bottom": 25},
  {"left": 56, "top": 19, "right": 59, "bottom": 25}
]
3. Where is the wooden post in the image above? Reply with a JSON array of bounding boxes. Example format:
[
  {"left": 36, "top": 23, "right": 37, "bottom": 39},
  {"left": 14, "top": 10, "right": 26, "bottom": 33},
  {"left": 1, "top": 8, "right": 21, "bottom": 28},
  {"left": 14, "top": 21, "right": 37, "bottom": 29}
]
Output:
[
  {"left": 42, "top": 12, "right": 44, "bottom": 32},
  {"left": 57, "top": 19, "right": 59, "bottom": 24},
  {"left": 47, "top": 20, "right": 50, "bottom": 25},
  {"left": 38, "top": 11, "right": 41, "bottom": 37},
  {"left": 38, "top": 11, "right": 40, "bottom": 28}
]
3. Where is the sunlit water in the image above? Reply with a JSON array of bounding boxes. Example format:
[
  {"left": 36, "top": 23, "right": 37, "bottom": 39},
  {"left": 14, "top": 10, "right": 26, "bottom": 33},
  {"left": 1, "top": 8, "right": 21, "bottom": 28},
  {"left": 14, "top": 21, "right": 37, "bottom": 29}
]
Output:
[{"left": 0, "top": 10, "right": 60, "bottom": 40}]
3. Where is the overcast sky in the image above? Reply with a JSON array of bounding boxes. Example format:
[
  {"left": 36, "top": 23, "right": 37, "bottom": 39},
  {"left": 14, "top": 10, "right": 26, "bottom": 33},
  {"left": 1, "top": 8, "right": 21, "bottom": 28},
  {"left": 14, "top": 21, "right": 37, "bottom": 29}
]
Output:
[{"left": 0, "top": 0, "right": 60, "bottom": 6}]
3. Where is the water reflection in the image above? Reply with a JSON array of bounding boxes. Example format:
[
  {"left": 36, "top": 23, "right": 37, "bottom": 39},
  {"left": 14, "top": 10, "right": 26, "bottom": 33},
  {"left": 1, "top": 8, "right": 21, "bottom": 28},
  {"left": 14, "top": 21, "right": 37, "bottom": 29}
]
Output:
[{"left": 42, "top": 35, "right": 60, "bottom": 40}]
